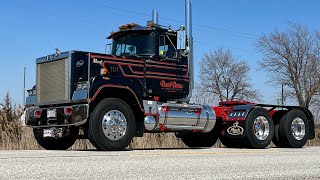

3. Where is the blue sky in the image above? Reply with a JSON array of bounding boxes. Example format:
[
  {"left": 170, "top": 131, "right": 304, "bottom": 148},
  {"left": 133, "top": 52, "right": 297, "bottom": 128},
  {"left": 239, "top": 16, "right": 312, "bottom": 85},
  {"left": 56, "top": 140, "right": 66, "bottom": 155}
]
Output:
[{"left": 0, "top": 0, "right": 319, "bottom": 105}]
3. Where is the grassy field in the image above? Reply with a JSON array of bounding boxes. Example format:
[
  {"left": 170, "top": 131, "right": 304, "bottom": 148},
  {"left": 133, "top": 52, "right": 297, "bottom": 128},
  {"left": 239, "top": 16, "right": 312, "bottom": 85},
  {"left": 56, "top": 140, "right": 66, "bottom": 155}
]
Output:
[{"left": 0, "top": 127, "right": 319, "bottom": 150}]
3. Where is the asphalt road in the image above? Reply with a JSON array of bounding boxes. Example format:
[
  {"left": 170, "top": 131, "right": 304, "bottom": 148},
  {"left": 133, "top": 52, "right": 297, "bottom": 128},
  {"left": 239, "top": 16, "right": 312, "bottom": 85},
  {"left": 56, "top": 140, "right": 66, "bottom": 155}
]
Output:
[{"left": 0, "top": 147, "right": 320, "bottom": 180}]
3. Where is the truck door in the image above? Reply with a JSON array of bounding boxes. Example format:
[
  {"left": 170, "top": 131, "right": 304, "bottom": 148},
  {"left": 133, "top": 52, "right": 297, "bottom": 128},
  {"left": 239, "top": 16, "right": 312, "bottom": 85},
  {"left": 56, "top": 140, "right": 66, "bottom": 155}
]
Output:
[{"left": 147, "top": 33, "right": 190, "bottom": 100}]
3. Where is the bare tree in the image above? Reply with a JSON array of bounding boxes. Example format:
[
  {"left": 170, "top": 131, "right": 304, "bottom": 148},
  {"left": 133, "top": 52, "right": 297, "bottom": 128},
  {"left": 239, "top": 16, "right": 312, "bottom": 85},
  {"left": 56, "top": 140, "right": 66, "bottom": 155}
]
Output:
[
  {"left": 190, "top": 83, "right": 218, "bottom": 105},
  {"left": 257, "top": 23, "right": 320, "bottom": 108},
  {"left": 199, "top": 48, "right": 261, "bottom": 102}
]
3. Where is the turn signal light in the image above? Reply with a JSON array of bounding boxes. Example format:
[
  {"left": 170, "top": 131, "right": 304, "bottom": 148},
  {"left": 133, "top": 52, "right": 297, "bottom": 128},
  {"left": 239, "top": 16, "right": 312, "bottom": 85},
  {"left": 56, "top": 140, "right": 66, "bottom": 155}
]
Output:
[
  {"left": 162, "top": 106, "right": 170, "bottom": 113},
  {"left": 194, "top": 108, "right": 202, "bottom": 115},
  {"left": 100, "top": 68, "right": 109, "bottom": 75}
]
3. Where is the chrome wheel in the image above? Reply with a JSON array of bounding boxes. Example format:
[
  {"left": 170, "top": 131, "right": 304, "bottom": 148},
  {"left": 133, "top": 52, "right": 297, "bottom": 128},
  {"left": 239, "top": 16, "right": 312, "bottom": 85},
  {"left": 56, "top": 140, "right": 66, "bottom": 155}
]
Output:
[
  {"left": 291, "top": 117, "right": 305, "bottom": 141},
  {"left": 102, "top": 110, "right": 127, "bottom": 141},
  {"left": 253, "top": 116, "right": 270, "bottom": 140}
]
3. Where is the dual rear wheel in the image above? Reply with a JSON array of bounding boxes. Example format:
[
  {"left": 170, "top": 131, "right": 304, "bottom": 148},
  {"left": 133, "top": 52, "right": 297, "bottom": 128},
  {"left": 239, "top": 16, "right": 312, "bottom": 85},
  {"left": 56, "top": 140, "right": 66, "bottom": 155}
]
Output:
[
  {"left": 272, "top": 109, "right": 309, "bottom": 148},
  {"left": 219, "top": 108, "right": 309, "bottom": 149},
  {"left": 220, "top": 108, "right": 274, "bottom": 149}
]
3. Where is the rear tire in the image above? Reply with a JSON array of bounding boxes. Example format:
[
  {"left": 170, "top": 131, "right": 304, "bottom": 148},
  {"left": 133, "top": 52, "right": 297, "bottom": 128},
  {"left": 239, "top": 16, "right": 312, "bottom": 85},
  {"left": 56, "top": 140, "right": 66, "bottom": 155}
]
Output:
[
  {"left": 272, "top": 124, "right": 281, "bottom": 147},
  {"left": 179, "top": 129, "right": 218, "bottom": 148},
  {"left": 275, "top": 109, "right": 309, "bottom": 148},
  {"left": 88, "top": 98, "right": 135, "bottom": 151},
  {"left": 245, "top": 108, "right": 274, "bottom": 149},
  {"left": 271, "top": 110, "right": 287, "bottom": 147},
  {"left": 33, "top": 127, "right": 78, "bottom": 150}
]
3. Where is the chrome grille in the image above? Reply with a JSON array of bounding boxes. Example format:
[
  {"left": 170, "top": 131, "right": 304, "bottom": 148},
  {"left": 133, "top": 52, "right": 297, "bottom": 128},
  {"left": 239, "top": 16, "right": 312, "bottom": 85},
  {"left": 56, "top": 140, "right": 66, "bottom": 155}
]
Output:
[{"left": 36, "top": 58, "right": 69, "bottom": 104}]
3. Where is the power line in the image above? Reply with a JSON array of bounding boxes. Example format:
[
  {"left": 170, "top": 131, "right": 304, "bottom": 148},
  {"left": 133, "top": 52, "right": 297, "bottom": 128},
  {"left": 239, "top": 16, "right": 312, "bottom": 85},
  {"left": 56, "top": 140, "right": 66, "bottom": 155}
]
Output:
[
  {"left": 193, "top": 41, "right": 255, "bottom": 53},
  {"left": 72, "top": 0, "right": 259, "bottom": 39},
  {"left": 25, "top": 2, "right": 257, "bottom": 53}
]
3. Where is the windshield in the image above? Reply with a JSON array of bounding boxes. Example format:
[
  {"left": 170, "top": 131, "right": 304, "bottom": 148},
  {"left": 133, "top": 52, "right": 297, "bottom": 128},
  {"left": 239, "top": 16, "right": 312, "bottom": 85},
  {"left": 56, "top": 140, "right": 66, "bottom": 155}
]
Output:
[{"left": 111, "top": 32, "right": 154, "bottom": 57}]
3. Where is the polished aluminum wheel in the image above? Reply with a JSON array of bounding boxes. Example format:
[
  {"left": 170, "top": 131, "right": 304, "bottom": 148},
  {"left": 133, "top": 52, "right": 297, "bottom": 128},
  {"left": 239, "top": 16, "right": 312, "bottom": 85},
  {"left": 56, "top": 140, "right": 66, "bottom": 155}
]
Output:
[
  {"left": 253, "top": 116, "right": 270, "bottom": 140},
  {"left": 291, "top": 117, "right": 305, "bottom": 141},
  {"left": 102, "top": 110, "right": 127, "bottom": 141}
]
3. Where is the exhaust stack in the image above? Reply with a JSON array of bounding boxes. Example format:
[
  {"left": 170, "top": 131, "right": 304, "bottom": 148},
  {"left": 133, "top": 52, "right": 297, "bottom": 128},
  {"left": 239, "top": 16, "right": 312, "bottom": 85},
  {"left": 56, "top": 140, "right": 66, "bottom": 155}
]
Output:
[
  {"left": 152, "top": 9, "right": 159, "bottom": 24},
  {"left": 181, "top": 0, "right": 193, "bottom": 102},
  {"left": 186, "top": 0, "right": 194, "bottom": 90}
]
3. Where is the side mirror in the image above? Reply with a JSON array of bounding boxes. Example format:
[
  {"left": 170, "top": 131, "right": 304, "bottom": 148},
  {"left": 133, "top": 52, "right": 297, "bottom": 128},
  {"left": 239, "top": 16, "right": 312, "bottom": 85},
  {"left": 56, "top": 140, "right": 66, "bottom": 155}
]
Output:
[
  {"left": 105, "top": 43, "right": 112, "bottom": 54},
  {"left": 181, "top": 46, "right": 190, "bottom": 57},
  {"left": 177, "top": 30, "right": 186, "bottom": 50}
]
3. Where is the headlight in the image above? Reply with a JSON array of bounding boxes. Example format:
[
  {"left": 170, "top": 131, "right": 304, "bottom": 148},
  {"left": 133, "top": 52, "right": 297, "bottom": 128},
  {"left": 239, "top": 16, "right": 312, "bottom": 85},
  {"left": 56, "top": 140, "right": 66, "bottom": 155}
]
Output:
[
  {"left": 27, "top": 89, "right": 36, "bottom": 96},
  {"left": 76, "top": 82, "right": 88, "bottom": 90}
]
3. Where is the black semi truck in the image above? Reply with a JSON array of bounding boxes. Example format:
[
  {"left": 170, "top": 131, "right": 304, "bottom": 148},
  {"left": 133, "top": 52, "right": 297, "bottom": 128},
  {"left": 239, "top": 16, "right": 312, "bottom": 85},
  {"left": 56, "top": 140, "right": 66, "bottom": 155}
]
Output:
[{"left": 25, "top": 0, "right": 314, "bottom": 150}]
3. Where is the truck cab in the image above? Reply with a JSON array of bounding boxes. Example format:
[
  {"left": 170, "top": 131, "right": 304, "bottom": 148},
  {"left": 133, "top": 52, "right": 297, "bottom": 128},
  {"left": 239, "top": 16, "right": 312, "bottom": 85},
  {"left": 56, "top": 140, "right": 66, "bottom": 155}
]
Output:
[
  {"left": 110, "top": 23, "right": 183, "bottom": 60},
  {"left": 24, "top": 17, "right": 217, "bottom": 151}
]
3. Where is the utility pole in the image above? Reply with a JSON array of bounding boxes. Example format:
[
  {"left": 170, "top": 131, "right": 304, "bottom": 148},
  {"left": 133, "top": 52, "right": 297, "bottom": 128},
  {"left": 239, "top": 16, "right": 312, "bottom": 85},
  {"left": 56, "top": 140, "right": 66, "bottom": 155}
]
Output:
[
  {"left": 23, "top": 67, "right": 26, "bottom": 107},
  {"left": 281, "top": 83, "right": 284, "bottom": 106}
]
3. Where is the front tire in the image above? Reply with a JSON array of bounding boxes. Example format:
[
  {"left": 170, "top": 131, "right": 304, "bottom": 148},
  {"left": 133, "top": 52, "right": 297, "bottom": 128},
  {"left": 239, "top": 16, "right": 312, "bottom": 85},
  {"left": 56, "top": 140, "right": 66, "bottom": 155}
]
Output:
[
  {"left": 33, "top": 127, "right": 78, "bottom": 150},
  {"left": 88, "top": 98, "right": 135, "bottom": 151}
]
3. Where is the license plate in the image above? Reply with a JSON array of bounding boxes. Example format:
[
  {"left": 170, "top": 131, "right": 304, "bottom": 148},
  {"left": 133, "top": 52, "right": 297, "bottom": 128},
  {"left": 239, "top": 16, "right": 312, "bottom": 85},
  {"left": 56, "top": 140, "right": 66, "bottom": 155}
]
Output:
[
  {"left": 47, "top": 109, "right": 57, "bottom": 118},
  {"left": 43, "top": 128, "right": 54, "bottom": 138}
]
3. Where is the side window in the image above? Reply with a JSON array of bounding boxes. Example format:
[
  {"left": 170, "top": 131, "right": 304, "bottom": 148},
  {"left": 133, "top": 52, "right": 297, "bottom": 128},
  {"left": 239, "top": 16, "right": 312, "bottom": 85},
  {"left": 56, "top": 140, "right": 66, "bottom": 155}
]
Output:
[
  {"left": 158, "top": 34, "right": 177, "bottom": 59},
  {"left": 159, "top": 35, "right": 168, "bottom": 56},
  {"left": 115, "top": 44, "right": 122, "bottom": 56},
  {"left": 115, "top": 44, "right": 136, "bottom": 56},
  {"left": 126, "top": 45, "right": 136, "bottom": 55}
]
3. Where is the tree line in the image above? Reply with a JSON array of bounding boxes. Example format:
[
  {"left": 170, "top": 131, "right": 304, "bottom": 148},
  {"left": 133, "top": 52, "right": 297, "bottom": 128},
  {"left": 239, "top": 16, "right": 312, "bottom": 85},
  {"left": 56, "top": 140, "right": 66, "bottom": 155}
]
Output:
[
  {"left": 195, "top": 22, "right": 320, "bottom": 113},
  {"left": 0, "top": 93, "right": 23, "bottom": 142}
]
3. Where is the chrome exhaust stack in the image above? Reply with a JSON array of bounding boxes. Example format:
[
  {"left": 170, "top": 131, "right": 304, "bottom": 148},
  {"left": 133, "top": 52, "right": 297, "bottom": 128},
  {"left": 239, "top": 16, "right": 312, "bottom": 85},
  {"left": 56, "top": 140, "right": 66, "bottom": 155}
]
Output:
[
  {"left": 152, "top": 9, "right": 159, "bottom": 24},
  {"left": 179, "top": 0, "right": 193, "bottom": 102},
  {"left": 186, "top": 0, "right": 194, "bottom": 91}
]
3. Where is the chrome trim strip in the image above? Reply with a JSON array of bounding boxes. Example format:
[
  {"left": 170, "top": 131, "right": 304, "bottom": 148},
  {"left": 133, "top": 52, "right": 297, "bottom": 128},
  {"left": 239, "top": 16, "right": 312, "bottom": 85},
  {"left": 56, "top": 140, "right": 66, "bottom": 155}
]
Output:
[
  {"left": 36, "top": 51, "right": 70, "bottom": 64},
  {"left": 164, "top": 125, "right": 204, "bottom": 130},
  {"left": 36, "top": 62, "right": 39, "bottom": 104},
  {"left": 67, "top": 51, "right": 72, "bottom": 102},
  {"left": 36, "top": 100, "right": 70, "bottom": 106},
  {"left": 29, "top": 120, "right": 87, "bottom": 128},
  {"left": 26, "top": 104, "right": 88, "bottom": 111}
]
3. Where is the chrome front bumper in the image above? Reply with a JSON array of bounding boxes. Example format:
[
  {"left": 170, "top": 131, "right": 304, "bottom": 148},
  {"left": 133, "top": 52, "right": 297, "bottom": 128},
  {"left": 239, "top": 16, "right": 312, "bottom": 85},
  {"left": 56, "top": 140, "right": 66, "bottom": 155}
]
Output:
[{"left": 25, "top": 104, "right": 88, "bottom": 128}]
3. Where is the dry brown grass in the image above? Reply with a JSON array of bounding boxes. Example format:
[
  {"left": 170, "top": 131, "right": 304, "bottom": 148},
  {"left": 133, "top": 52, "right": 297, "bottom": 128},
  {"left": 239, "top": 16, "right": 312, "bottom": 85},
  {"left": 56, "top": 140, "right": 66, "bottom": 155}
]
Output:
[
  {"left": 0, "top": 127, "right": 319, "bottom": 150},
  {"left": 0, "top": 127, "right": 189, "bottom": 150}
]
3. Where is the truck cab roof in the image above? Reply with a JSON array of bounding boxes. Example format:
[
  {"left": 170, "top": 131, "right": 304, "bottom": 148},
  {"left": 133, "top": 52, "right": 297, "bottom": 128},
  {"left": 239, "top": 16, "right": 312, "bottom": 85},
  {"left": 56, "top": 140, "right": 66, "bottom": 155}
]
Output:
[{"left": 107, "top": 22, "right": 169, "bottom": 39}]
